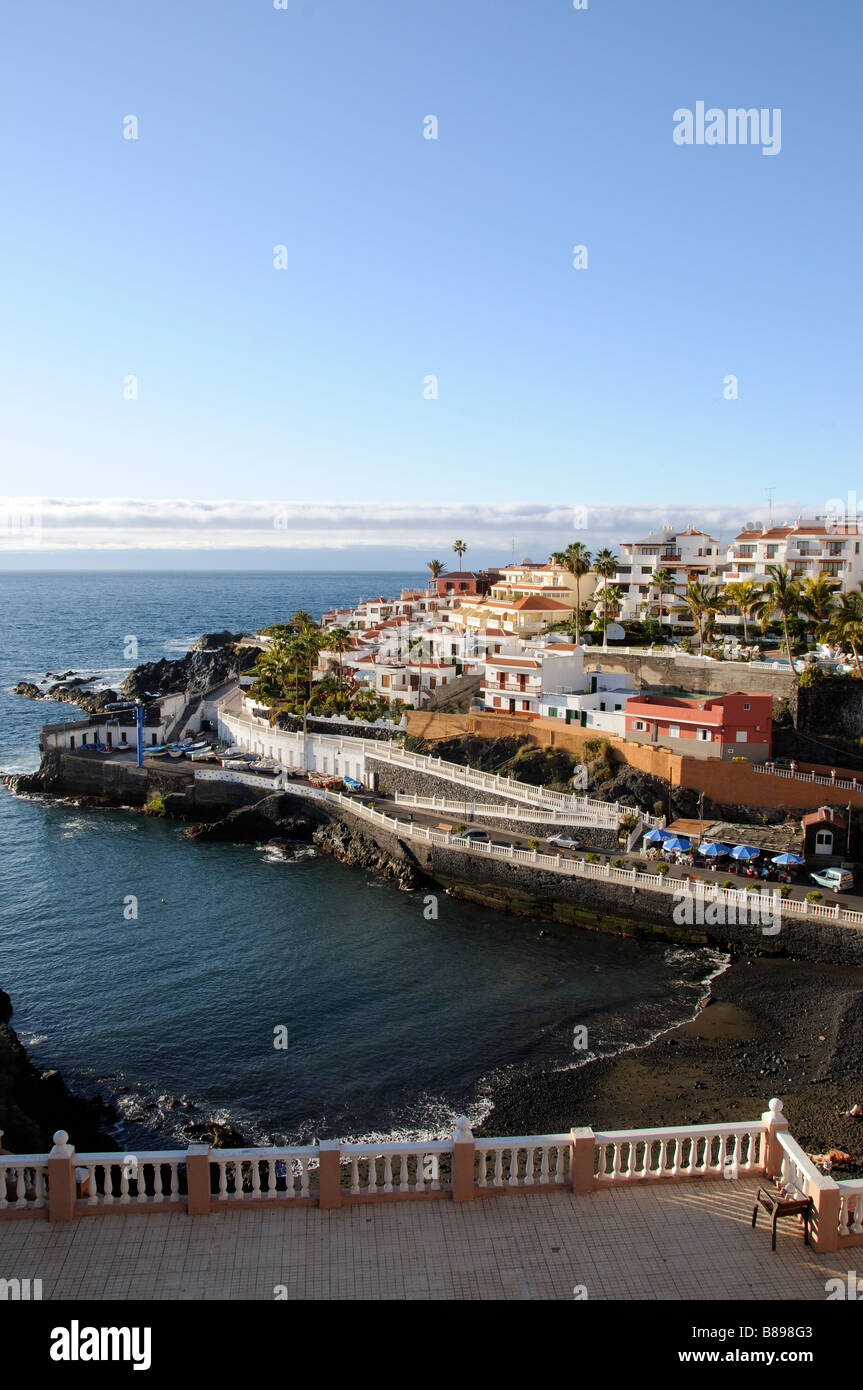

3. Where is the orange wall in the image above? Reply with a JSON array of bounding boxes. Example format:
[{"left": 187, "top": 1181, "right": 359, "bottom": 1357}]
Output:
[{"left": 405, "top": 710, "right": 863, "bottom": 811}]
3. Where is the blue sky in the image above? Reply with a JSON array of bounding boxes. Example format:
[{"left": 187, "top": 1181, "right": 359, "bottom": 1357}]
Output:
[{"left": 1, "top": 0, "right": 860, "bottom": 564}]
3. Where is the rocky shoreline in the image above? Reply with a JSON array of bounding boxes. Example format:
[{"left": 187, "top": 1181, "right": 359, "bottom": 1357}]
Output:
[
  {"left": 475, "top": 954, "right": 863, "bottom": 1177},
  {"left": 0, "top": 988, "right": 118, "bottom": 1153}
]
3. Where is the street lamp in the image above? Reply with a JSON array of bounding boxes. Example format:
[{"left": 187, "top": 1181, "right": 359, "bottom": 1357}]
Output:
[{"left": 105, "top": 699, "right": 146, "bottom": 768}]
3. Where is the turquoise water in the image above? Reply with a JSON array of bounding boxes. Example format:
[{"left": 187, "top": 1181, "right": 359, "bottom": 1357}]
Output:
[{"left": 0, "top": 572, "right": 722, "bottom": 1147}]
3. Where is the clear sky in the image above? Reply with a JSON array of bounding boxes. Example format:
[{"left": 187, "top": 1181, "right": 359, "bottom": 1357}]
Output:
[{"left": 0, "top": 0, "right": 860, "bottom": 564}]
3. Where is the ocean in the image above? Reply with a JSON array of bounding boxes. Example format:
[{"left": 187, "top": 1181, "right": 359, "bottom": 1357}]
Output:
[{"left": 0, "top": 570, "right": 724, "bottom": 1148}]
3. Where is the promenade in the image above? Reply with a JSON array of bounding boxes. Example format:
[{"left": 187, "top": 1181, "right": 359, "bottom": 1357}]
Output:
[{"left": 0, "top": 1177, "right": 843, "bottom": 1301}]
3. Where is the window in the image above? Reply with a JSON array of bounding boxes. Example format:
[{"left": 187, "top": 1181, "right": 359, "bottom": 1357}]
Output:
[
  {"left": 633, "top": 720, "right": 646, "bottom": 731},
  {"left": 81, "top": 733, "right": 87, "bottom": 745},
  {"left": 547, "top": 707, "right": 558, "bottom": 719},
  {"left": 735, "top": 730, "right": 748, "bottom": 742},
  {"left": 494, "top": 697, "right": 502, "bottom": 708},
  {"left": 152, "top": 733, "right": 158, "bottom": 744},
  {"left": 743, "top": 702, "right": 750, "bottom": 711},
  {"left": 69, "top": 735, "right": 75, "bottom": 749},
  {"left": 522, "top": 700, "right": 530, "bottom": 710},
  {"left": 121, "top": 731, "right": 127, "bottom": 744},
  {"left": 668, "top": 724, "right": 680, "bottom": 738},
  {"left": 696, "top": 729, "right": 711, "bottom": 741}
]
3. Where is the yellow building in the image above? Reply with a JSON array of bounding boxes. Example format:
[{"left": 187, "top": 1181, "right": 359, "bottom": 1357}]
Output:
[{"left": 450, "top": 560, "right": 597, "bottom": 637}]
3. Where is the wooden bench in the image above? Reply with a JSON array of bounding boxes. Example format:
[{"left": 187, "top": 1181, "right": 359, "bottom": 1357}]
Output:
[{"left": 437, "top": 822, "right": 454, "bottom": 833}]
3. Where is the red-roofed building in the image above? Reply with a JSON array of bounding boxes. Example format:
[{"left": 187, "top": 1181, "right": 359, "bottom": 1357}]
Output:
[
  {"left": 624, "top": 691, "right": 772, "bottom": 761},
  {"left": 724, "top": 516, "right": 863, "bottom": 591},
  {"left": 428, "top": 569, "right": 499, "bottom": 597}
]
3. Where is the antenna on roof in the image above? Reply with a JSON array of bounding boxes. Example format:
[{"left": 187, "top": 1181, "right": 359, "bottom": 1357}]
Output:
[{"left": 765, "top": 486, "right": 775, "bottom": 527}]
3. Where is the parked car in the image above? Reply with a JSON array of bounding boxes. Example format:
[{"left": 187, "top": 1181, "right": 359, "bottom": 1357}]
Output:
[
  {"left": 547, "top": 834, "right": 583, "bottom": 851},
  {"left": 458, "top": 828, "right": 489, "bottom": 842},
  {"left": 809, "top": 867, "right": 855, "bottom": 893}
]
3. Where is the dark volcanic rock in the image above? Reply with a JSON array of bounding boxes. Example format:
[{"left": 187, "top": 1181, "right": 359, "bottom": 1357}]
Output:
[
  {"left": 186, "top": 794, "right": 323, "bottom": 844},
  {"left": 184, "top": 1120, "right": 248, "bottom": 1148},
  {"left": 13, "top": 681, "right": 42, "bottom": 699},
  {"left": 122, "top": 641, "right": 251, "bottom": 700},
  {"left": 0, "top": 988, "right": 117, "bottom": 1153}
]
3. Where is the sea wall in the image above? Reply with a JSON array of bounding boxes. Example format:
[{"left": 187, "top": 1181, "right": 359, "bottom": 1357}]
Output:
[{"left": 319, "top": 807, "right": 863, "bottom": 967}]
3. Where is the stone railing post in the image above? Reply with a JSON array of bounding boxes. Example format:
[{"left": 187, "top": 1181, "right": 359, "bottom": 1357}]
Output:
[
  {"left": 451, "top": 1116, "right": 475, "bottom": 1202},
  {"left": 47, "top": 1130, "right": 77, "bottom": 1222},
  {"left": 810, "top": 1180, "right": 842, "bottom": 1253},
  {"left": 318, "top": 1141, "right": 342, "bottom": 1209},
  {"left": 186, "top": 1144, "right": 212, "bottom": 1215},
  {"left": 570, "top": 1127, "right": 595, "bottom": 1194},
  {"left": 761, "top": 1098, "right": 789, "bottom": 1177}
]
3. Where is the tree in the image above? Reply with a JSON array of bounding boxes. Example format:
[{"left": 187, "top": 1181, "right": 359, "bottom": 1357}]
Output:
[
  {"left": 755, "top": 564, "right": 803, "bottom": 675},
  {"left": 427, "top": 559, "right": 446, "bottom": 584},
  {"left": 550, "top": 542, "right": 592, "bottom": 643},
  {"left": 409, "top": 631, "right": 428, "bottom": 708},
  {"left": 452, "top": 540, "right": 467, "bottom": 564},
  {"left": 723, "top": 579, "right": 764, "bottom": 645},
  {"left": 800, "top": 575, "right": 840, "bottom": 637},
  {"left": 290, "top": 609, "right": 316, "bottom": 635},
  {"left": 296, "top": 630, "right": 325, "bottom": 698},
  {"left": 326, "top": 626, "right": 354, "bottom": 692},
  {"left": 651, "top": 568, "right": 676, "bottom": 634},
  {"left": 825, "top": 590, "right": 863, "bottom": 679},
  {"left": 593, "top": 548, "right": 618, "bottom": 646},
  {"left": 682, "top": 578, "right": 719, "bottom": 651}
]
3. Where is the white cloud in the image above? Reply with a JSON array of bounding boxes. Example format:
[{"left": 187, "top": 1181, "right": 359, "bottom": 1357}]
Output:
[{"left": 0, "top": 496, "right": 813, "bottom": 554}]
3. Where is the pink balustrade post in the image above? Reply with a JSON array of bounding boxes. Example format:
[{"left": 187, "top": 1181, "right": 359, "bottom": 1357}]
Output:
[
  {"left": 186, "top": 1145, "right": 212, "bottom": 1215},
  {"left": 47, "top": 1131, "right": 77, "bottom": 1222},
  {"left": 317, "top": 1141, "right": 343, "bottom": 1209},
  {"left": 570, "top": 1128, "right": 596, "bottom": 1194},
  {"left": 761, "top": 1098, "right": 789, "bottom": 1177},
  {"left": 451, "top": 1117, "right": 476, "bottom": 1202}
]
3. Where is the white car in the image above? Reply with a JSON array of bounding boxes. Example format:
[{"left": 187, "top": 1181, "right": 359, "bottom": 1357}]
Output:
[{"left": 547, "top": 835, "right": 583, "bottom": 851}]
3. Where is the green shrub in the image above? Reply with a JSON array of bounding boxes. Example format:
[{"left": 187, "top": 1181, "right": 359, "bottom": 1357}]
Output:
[
  {"left": 779, "top": 885, "right": 792, "bottom": 898},
  {"left": 145, "top": 793, "right": 165, "bottom": 815},
  {"left": 720, "top": 880, "right": 735, "bottom": 890},
  {"left": 656, "top": 861, "right": 669, "bottom": 875},
  {"left": 806, "top": 890, "right": 823, "bottom": 903},
  {"left": 586, "top": 852, "right": 601, "bottom": 864},
  {"left": 527, "top": 838, "right": 539, "bottom": 852},
  {"left": 610, "top": 857, "right": 626, "bottom": 870},
  {"left": 634, "top": 860, "right": 646, "bottom": 872}
]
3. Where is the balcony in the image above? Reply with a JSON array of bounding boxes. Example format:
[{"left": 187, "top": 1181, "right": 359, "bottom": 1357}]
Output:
[{"left": 486, "top": 679, "right": 541, "bottom": 695}]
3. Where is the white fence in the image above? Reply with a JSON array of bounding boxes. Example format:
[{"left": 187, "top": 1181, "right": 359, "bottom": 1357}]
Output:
[{"left": 756, "top": 764, "right": 863, "bottom": 794}]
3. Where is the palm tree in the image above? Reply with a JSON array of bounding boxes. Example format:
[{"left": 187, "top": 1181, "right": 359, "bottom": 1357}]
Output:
[
  {"left": 826, "top": 590, "right": 863, "bottom": 678},
  {"left": 290, "top": 609, "right": 316, "bottom": 634},
  {"left": 682, "top": 579, "right": 718, "bottom": 651},
  {"left": 550, "top": 542, "right": 592, "bottom": 643},
  {"left": 427, "top": 560, "right": 446, "bottom": 588},
  {"left": 296, "top": 629, "right": 325, "bottom": 698},
  {"left": 723, "top": 579, "right": 764, "bottom": 645},
  {"left": 755, "top": 564, "right": 803, "bottom": 674},
  {"left": 409, "top": 631, "right": 427, "bottom": 708},
  {"left": 800, "top": 575, "right": 840, "bottom": 637},
  {"left": 452, "top": 540, "right": 467, "bottom": 565},
  {"left": 651, "top": 568, "right": 676, "bottom": 634},
  {"left": 326, "top": 626, "right": 354, "bottom": 692},
  {"left": 593, "top": 548, "right": 618, "bottom": 646}
]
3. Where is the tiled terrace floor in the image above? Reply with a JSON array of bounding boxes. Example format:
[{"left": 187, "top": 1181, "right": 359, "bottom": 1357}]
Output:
[{"left": 0, "top": 1178, "right": 847, "bottom": 1300}]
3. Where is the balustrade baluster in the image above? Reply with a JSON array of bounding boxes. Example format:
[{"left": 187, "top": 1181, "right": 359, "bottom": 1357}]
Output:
[{"left": 493, "top": 1149, "right": 504, "bottom": 1187}]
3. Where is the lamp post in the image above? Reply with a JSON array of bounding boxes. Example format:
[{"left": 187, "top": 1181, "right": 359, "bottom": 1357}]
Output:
[{"left": 105, "top": 699, "right": 145, "bottom": 768}]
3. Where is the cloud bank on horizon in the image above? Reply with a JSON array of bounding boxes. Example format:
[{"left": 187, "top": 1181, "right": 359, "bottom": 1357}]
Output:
[{"left": 0, "top": 497, "right": 818, "bottom": 561}]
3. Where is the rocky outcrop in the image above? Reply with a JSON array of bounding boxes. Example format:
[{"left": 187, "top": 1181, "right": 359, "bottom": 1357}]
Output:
[
  {"left": 0, "top": 988, "right": 117, "bottom": 1153},
  {"left": 186, "top": 792, "right": 324, "bottom": 844},
  {"left": 13, "top": 680, "right": 120, "bottom": 713},
  {"left": 122, "top": 642, "right": 248, "bottom": 700},
  {"left": 313, "top": 818, "right": 424, "bottom": 891}
]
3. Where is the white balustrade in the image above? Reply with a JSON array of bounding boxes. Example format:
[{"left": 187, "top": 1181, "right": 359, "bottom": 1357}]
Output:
[
  {"left": 339, "top": 1141, "right": 450, "bottom": 1196},
  {"left": 594, "top": 1124, "right": 765, "bottom": 1184},
  {"left": 0, "top": 1156, "right": 49, "bottom": 1210},
  {"left": 475, "top": 1136, "right": 571, "bottom": 1188},
  {"left": 838, "top": 1181, "right": 863, "bottom": 1238},
  {"left": 74, "top": 1152, "right": 185, "bottom": 1207},
  {"left": 209, "top": 1147, "right": 314, "bottom": 1201}
]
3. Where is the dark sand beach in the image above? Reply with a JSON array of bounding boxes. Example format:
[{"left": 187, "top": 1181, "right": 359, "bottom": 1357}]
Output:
[{"left": 478, "top": 957, "right": 863, "bottom": 1176}]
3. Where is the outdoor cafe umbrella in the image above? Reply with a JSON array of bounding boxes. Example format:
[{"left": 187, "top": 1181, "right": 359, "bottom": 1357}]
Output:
[
  {"left": 729, "top": 844, "right": 760, "bottom": 861},
  {"left": 643, "top": 827, "right": 668, "bottom": 844},
  {"left": 771, "top": 852, "right": 805, "bottom": 866},
  {"left": 662, "top": 835, "right": 692, "bottom": 852},
  {"left": 697, "top": 841, "right": 730, "bottom": 857}
]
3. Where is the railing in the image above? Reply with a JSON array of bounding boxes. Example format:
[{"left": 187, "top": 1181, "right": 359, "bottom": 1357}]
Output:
[
  {"left": 0, "top": 1153, "right": 49, "bottom": 1212},
  {"left": 339, "top": 1140, "right": 450, "bottom": 1197},
  {"left": 392, "top": 791, "right": 611, "bottom": 827},
  {"left": 594, "top": 1123, "right": 765, "bottom": 1183},
  {"left": 5, "top": 1104, "right": 862, "bottom": 1252},
  {"left": 74, "top": 1152, "right": 186, "bottom": 1209},
  {"left": 209, "top": 1148, "right": 316, "bottom": 1202},
  {"left": 475, "top": 1135, "right": 571, "bottom": 1189},
  {"left": 755, "top": 764, "right": 863, "bottom": 793},
  {"left": 838, "top": 1180, "right": 863, "bottom": 1238}
]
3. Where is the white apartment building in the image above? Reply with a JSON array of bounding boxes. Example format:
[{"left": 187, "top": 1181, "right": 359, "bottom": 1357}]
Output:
[
  {"left": 723, "top": 518, "right": 863, "bottom": 591},
  {"left": 602, "top": 526, "right": 723, "bottom": 631},
  {"left": 482, "top": 643, "right": 636, "bottom": 728}
]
